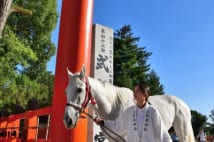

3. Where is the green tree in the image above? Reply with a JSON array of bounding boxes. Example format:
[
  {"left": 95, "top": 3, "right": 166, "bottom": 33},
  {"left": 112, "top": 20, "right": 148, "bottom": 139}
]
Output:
[
  {"left": 191, "top": 110, "right": 207, "bottom": 136},
  {"left": 113, "top": 25, "right": 164, "bottom": 95},
  {"left": 0, "top": 0, "right": 57, "bottom": 114},
  {"left": 0, "top": 0, "right": 32, "bottom": 38},
  {"left": 146, "top": 70, "right": 164, "bottom": 95},
  {"left": 207, "top": 109, "right": 214, "bottom": 135},
  {"left": 209, "top": 109, "right": 214, "bottom": 124}
]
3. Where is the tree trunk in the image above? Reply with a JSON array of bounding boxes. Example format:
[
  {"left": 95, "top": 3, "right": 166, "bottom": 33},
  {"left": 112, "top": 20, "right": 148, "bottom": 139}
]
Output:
[
  {"left": 0, "top": 0, "right": 13, "bottom": 38},
  {"left": 0, "top": 0, "right": 32, "bottom": 38}
]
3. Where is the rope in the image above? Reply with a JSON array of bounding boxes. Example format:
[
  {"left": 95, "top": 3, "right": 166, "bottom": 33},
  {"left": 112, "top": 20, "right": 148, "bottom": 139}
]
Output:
[
  {"left": 81, "top": 111, "right": 126, "bottom": 142},
  {"left": 101, "top": 125, "right": 126, "bottom": 142}
]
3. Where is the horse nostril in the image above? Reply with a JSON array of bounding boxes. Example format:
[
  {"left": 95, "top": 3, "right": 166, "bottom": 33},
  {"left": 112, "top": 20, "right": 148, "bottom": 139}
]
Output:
[
  {"left": 67, "top": 117, "right": 72, "bottom": 126},
  {"left": 64, "top": 114, "right": 73, "bottom": 128}
]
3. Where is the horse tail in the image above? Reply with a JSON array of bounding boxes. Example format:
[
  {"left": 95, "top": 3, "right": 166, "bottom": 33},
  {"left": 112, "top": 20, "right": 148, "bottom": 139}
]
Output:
[{"left": 188, "top": 124, "right": 196, "bottom": 142}]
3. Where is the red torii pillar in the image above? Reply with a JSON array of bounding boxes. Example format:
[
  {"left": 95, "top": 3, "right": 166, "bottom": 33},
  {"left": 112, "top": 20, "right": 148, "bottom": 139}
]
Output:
[{"left": 50, "top": 0, "right": 93, "bottom": 141}]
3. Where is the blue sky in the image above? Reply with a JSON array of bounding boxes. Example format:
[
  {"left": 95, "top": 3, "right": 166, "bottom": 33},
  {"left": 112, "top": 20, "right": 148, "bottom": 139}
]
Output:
[{"left": 50, "top": 0, "right": 214, "bottom": 121}]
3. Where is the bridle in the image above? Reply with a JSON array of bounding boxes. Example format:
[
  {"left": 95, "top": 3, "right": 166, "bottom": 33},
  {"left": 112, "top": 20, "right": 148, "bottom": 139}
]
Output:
[{"left": 65, "top": 76, "right": 96, "bottom": 113}]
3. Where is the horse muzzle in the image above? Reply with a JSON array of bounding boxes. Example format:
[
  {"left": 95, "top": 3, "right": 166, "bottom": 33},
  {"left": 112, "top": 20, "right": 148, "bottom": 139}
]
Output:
[
  {"left": 63, "top": 109, "right": 78, "bottom": 129},
  {"left": 63, "top": 114, "right": 75, "bottom": 129}
]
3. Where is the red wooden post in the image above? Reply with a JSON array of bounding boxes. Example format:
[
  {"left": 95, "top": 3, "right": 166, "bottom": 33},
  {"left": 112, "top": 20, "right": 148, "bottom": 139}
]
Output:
[
  {"left": 27, "top": 112, "right": 37, "bottom": 141},
  {"left": 50, "top": 0, "right": 93, "bottom": 141}
]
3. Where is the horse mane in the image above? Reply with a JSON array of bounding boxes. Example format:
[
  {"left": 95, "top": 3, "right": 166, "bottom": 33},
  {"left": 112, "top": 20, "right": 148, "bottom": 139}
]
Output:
[
  {"left": 88, "top": 77, "right": 135, "bottom": 119},
  {"left": 99, "top": 81, "right": 135, "bottom": 112}
]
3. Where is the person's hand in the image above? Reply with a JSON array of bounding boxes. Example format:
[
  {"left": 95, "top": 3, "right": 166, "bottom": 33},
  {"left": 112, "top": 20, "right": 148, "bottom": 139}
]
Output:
[{"left": 94, "top": 117, "right": 104, "bottom": 127}]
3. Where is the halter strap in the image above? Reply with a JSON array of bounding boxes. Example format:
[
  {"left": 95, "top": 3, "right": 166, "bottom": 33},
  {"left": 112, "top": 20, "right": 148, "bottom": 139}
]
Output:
[
  {"left": 81, "top": 76, "right": 96, "bottom": 109},
  {"left": 65, "top": 102, "right": 82, "bottom": 112},
  {"left": 65, "top": 76, "right": 96, "bottom": 113}
]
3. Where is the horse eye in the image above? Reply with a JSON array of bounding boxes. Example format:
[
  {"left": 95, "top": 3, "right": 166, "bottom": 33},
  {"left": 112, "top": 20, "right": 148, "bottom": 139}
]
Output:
[{"left": 76, "top": 88, "right": 82, "bottom": 93}]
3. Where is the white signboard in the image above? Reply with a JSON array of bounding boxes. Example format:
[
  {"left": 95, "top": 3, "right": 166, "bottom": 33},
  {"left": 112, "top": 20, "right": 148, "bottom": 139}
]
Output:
[
  {"left": 91, "top": 24, "right": 114, "bottom": 83},
  {"left": 91, "top": 24, "right": 114, "bottom": 142}
]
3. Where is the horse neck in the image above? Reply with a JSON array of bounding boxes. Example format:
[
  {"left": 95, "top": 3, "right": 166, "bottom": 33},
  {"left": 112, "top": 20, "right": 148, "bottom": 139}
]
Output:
[{"left": 88, "top": 77, "right": 123, "bottom": 120}]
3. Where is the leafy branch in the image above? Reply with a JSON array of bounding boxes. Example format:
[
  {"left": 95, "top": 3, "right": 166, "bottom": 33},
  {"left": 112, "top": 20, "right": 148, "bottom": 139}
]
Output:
[{"left": 0, "top": 0, "right": 32, "bottom": 38}]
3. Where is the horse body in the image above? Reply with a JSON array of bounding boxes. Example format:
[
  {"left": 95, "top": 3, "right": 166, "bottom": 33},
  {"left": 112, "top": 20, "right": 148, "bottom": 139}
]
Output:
[
  {"left": 88, "top": 79, "right": 135, "bottom": 120},
  {"left": 149, "top": 95, "right": 195, "bottom": 142},
  {"left": 64, "top": 66, "right": 195, "bottom": 142}
]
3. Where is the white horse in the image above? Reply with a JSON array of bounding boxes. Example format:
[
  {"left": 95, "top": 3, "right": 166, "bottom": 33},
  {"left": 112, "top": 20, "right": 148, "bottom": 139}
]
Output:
[{"left": 63, "top": 66, "right": 195, "bottom": 142}]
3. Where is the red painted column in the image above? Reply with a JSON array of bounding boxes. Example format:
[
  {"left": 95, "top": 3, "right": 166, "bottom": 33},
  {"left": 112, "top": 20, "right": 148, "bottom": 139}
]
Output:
[
  {"left": 50, "top": 0, "right": 93, "bottom": 141},
  {"left": 27, "top": 112, "right": 37, "bottom": 141}
]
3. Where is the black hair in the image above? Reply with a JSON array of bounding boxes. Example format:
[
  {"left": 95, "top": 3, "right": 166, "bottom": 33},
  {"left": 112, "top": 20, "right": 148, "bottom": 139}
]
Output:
[{"left": 135, "top": 83, "right": 150, "bottom": 101}]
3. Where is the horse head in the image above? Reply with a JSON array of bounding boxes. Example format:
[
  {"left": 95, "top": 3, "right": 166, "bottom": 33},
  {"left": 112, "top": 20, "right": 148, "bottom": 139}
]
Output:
[{"left": 63, "top": 66, "right": 94, "bottom": 129}]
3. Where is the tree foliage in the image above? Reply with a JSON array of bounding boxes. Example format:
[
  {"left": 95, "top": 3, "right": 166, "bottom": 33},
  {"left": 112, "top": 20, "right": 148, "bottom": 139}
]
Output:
[
  {"left": 191, "top": 110, "right": 207, "bottom": 136},
  {"left": 146, "top": 70, "right": 164, "bottom": 95},
  {"left": 0, "top": 0, "right": 57, "bottom": 114},
  {"left": 113, "top": 25, "right": 164, "bottom": 95},
  {"left": 207, "top": 109, "right": 214, "bottom": 135},
  {"left": 209, "top": 109, "right": 214, "bottom": 123},
  {"left": 0, "top": 0, "right": 32, "bottom": 38}
]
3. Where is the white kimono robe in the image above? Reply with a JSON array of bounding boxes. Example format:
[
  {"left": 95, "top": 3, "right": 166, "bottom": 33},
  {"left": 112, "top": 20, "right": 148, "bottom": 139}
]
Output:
[
  {"left": 199, "top": 131, "right": 206, "bottom": 141},
  {"left": 104, "top": 103, "right": 172, "bottom": 142}
]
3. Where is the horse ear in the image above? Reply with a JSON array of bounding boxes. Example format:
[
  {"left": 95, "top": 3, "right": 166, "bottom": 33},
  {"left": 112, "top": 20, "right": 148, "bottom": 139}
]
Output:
[
  {"left": 80, "top": 65, "right": 86, "bottom": 79},
  {"left": 67, "top": 67, "right": 73, "bottom": 77}
]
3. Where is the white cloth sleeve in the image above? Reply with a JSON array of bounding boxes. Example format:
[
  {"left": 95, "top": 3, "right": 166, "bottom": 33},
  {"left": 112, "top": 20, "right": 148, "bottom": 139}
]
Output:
[
  {"left": 151, "top": 108, "right": 172, "bottom": 142},
  {"left": 104, "top": 112, "right": 127, "bottom": 136}
]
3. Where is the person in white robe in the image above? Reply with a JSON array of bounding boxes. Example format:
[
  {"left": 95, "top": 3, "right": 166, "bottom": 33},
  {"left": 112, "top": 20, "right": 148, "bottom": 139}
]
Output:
[
  {"left": 95, "top": 83, "right": 172, "bottom": 142},
  {"left": 198, "top": 128, "right": 206, "bottom": 142}
]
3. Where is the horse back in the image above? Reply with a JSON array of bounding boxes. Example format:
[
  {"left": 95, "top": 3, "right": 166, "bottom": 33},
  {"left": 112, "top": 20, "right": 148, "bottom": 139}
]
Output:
[{"left": 148, "top": 95, "right": 191, "bottom": 129}]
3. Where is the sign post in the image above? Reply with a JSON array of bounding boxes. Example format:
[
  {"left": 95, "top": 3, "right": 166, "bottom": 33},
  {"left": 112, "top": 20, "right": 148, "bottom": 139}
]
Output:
[{"left": 91, "top": 24, "right": 114, "bottom": 142}]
